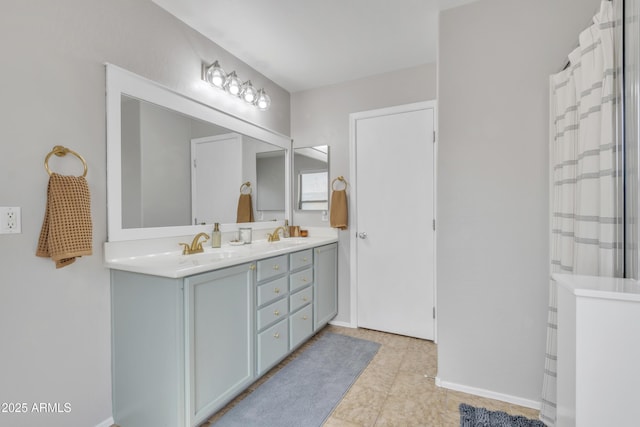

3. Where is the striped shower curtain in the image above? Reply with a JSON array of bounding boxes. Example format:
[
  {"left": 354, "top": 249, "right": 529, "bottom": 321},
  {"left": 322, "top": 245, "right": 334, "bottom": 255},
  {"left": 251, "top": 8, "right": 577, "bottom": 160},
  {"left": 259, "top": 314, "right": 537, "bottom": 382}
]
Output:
[{"left": 541, "top": 1, "right": 620, "bottom": 425}]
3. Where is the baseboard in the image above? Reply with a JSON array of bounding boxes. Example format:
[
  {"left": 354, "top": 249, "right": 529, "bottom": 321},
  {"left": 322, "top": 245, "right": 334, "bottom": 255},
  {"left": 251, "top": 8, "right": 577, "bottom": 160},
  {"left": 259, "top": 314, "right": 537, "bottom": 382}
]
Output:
[
  {"left": 435, "top": 377, "right": 541, "bottom": 410},
  {"left": 328, "top": 320, "right": 355, "bottom": 328},
  {"left": 95, "top": 416, "right": 115, "bottom": 427}
]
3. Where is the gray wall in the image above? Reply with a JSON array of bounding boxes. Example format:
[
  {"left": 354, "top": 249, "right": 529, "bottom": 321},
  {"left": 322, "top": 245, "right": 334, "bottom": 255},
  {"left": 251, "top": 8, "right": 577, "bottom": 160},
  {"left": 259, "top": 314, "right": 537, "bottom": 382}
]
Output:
[
  {"left": 291, "top": 63, "right": 438, "bottom": 324},
  {"left": 0, "top": 1, "right": 289, "bottom": 426},
  {"left": 437, "top": 0, "right": 601, "bottom": 403}
]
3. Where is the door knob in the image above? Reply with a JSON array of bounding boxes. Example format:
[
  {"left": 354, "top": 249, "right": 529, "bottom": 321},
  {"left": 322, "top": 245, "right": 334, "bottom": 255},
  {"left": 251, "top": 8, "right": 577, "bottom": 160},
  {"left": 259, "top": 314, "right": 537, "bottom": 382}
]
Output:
[{"left": 358, "top": 232, "right": 367, "bottom": 239}]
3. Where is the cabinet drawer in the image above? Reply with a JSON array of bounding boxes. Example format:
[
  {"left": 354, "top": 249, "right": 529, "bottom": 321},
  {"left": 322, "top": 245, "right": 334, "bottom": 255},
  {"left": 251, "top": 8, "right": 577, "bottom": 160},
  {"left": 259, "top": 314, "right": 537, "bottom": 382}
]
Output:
[
  {"left": 289, "top": 286, "right": 313, "bottom": 312},
  {"left": 290, "top": 249, "right": 313, "bottom": 271},
  {"left": 257, "top": 255, "right": 289, "bottom": 282},
  {"left": 257, "top": 276, "right": 288, "bottom": 307},
  {"left": 290, "top": 304, "right": 313, "bottom": 349},
  {"left": 257, "top": 318, "right": 289, "bottom": 375},
  {"left": 290, "top": 268, "right": 313, "bottom": 292},
  {"left": 257, "top": 298, "right": 289, "bottom": 331}
]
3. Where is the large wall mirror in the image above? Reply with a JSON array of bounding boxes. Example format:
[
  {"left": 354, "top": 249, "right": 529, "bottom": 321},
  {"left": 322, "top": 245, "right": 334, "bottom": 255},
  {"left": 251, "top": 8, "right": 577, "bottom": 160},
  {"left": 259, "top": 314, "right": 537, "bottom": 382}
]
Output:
[
  {"left": 106, "top": 64, "right": 291, "bottom": 241},
  {"left": 293, "top": 146, "right": 329, "bottom": 211}
]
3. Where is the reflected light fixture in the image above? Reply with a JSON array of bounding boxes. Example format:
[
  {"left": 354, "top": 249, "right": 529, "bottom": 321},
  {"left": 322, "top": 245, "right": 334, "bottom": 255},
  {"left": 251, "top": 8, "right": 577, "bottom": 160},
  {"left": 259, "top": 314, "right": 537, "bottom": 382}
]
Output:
[{"left": 203, "top": 61, "right": 271, "bottom": 111}]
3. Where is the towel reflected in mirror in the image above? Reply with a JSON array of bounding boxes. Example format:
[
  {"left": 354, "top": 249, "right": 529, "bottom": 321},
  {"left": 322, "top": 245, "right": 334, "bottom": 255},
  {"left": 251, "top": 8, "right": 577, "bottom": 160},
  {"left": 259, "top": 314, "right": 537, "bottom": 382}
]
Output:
[{"left": 237, "top": 193, "right": 255, "bottom": 223}]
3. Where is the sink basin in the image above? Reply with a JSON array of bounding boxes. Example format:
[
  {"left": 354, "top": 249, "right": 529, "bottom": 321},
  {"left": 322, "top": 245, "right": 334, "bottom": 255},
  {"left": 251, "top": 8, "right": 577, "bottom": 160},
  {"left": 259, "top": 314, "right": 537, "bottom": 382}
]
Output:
[{"left": 251, "top": 237, "right": 309, "bottom": 248}]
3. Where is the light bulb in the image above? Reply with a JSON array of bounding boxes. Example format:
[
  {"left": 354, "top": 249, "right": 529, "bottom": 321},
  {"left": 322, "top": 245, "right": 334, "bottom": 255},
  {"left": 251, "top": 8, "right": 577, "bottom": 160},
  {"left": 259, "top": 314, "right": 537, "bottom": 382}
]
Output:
[
  {"left": 241, "top": 81, "right": 258, "bottom": 104},
  {"left": 205, "top": 61, "right": 226, "bottom": 88},
  {"left": 224, "top": 71, "right": 241, "bottom": 96},
  {"left": 256, "top": 89, "right": 271, "bottom": 111}
]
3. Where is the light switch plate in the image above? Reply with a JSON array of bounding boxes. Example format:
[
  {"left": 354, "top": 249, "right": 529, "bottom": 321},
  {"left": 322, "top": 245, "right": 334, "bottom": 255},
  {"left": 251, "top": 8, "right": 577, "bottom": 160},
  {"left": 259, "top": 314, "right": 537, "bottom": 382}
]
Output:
[{"left": 0, "top": 207, "right": 21, "bottom": 234}]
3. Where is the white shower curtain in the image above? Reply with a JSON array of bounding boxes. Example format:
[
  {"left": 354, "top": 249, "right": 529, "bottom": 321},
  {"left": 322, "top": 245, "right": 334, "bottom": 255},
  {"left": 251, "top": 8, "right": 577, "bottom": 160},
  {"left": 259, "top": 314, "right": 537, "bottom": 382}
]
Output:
[{"left": 541, "top": 1, "right": 619, "bottom": 425}]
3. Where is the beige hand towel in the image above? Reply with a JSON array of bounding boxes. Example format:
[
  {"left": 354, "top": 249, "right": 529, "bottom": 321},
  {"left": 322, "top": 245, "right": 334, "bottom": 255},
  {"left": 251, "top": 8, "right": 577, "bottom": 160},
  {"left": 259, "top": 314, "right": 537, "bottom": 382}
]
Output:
[
  {"left": 236, "top": 193, "right": 255, "bottom": 223},
  {"left": 330, "top": 189, "right": 348, "bottom": 230},
  {"left": 36, "top": 173, "right": 93, "bottom": 268}
]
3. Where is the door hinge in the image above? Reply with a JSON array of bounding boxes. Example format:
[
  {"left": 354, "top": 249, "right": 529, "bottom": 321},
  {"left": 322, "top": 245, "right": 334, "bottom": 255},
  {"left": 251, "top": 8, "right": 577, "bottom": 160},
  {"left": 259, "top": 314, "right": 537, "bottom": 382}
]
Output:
[
  {"left": 193, "top": 159, "right": 197, "bottom": 168},
  {"left": 433, "top": 307, "right": 436, "bottom": 319},
  {"left": 433, "top": 131, "right": 436, "bottom": 143},
  {"left": 432, "top": 219, "right": 436, "bottom": 231}
]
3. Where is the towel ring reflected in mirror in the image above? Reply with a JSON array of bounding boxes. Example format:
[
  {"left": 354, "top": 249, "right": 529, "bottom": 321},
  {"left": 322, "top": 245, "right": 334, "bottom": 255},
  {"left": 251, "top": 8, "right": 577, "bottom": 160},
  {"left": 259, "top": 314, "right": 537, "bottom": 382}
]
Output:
[
  {"left": 239, "top": 181, "right": 252, "bottom": 194},
  {"left": 331, "top": 176, "right": 348, "bottom": 191},
  {"left": 44, "top": 145, "right": 88, "bottom": 177}
]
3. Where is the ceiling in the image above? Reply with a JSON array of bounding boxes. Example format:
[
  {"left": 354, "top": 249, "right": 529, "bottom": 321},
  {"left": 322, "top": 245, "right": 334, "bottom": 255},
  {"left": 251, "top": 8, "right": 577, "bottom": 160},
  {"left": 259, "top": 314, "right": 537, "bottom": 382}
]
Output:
[{"left": 152, "top": 0, "right": 477, "bottom": 93}]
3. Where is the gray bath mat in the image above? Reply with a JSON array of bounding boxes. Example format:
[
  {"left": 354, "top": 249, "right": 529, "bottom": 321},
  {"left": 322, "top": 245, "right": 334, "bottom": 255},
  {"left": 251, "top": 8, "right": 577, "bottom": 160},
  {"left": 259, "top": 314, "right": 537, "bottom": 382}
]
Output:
[
  {"left": 212, "top": 332, "right": 380, "bottom": 427},
  {"left": 460, "top": 403, "right": 546, "bottom": 427}
]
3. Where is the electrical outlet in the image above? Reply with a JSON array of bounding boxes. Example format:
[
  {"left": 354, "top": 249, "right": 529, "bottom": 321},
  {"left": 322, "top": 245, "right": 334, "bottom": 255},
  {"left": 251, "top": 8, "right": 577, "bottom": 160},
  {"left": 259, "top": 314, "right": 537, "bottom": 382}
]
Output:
[{"left": 0, "top": 207, "right": 21, "bottom": 234}]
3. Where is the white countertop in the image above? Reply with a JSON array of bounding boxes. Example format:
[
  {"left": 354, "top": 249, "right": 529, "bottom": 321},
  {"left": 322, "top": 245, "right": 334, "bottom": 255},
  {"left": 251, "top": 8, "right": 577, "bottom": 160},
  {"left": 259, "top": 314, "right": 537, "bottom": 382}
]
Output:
[
  {"left": 552, "top": 273, "right": 640, "bottom": 303},
  {"left": 105, "top": 227, "right": 338, "bottom": 278}
]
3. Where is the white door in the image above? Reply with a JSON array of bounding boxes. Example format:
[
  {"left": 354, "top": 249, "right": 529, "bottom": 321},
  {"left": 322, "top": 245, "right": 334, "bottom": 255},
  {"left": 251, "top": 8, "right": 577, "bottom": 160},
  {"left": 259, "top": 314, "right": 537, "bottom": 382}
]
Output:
[
  {"left": 351, "top": 102, "right": 435, "bottom": 340},
  {"left": 191, "top": 133, "right": 242, "bottom": 225}
]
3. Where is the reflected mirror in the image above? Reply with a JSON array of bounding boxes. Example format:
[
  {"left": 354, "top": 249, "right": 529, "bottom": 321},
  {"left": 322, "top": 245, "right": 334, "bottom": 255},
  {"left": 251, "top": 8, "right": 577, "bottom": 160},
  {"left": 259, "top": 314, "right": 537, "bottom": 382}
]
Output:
[
  {"left": 293, "top": 146, "right": 329, "bottom": 211},
  {"left": 106, "top": 65, "right": 291, "bottom": 241},
  {"left": 256, "top": 151, "right": 286, "bottom": 212}
]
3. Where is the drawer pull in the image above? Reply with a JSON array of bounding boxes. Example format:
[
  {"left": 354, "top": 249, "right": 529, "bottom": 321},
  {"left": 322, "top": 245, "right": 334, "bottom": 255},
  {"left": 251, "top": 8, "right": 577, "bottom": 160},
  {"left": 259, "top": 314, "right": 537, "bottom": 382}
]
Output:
[
  {"left": 273, "top": 265, "right": 280, "bottom": 271},
  {"left": 302, "top": 277, "right": 308, "bottom": 283},
  {"left": 249, "top": 264, "right": 256, "bottom": 271},
  {"left": 303, "top": 257, "right": 308, "bottom": 262},
  {"left": 274, "top": 287, "right": 280, "bottom": 294},
  {"left": 302, "top": 315, "right": 308, "bottom": 320},
  {"left": 274, "top": 332, "right": 280, "bottom": 339},
  {"left": 274, "top": 310, "right": 280, "bottom": 316},
  {"left": 302, "top": 297, "right": 308, "bottom": 302}
]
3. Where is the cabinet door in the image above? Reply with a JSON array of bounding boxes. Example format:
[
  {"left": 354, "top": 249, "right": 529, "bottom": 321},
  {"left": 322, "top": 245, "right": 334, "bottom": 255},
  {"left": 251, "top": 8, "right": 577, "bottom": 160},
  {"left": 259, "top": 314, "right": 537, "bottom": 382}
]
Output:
[
  {"left": 257, "top": 318, "right": 289, "bottom": 375},
  {"left": 290, "top": 304, "right": 313, "bottom": 349},
  {"left": 314, "top": 243, "right": 338, "bottom": 330},
  {"left": 185, "top": 263, "right": 255, "bottom": 427}
]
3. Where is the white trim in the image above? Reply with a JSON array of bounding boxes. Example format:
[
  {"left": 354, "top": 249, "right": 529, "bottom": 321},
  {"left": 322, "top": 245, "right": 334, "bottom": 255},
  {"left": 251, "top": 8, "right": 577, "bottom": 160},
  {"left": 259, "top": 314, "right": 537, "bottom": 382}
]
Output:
[
  {"left": 95, "top": 417, "right": 115, "bottom": 427},
  {"left": 348, "top": 108, "right": 358, "bottom": 328},
  {"left": 348, "top": 100, "right": 438, "bottom": 337},
  {"left": 432, "top": 100, "right": 439, "bottom": 344},
  {"left": 328, "top": 320, "right": 355, "bottom": 328},
  {"left": 106, "top": 64, "right": 291, "bottom": 241},
  {"left": 435, "top": 377, "right": 541, "bottom": 410}
]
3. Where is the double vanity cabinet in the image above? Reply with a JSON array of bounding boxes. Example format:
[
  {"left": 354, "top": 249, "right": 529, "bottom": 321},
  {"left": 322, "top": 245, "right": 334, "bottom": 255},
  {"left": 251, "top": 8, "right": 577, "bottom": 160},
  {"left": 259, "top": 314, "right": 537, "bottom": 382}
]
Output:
[{"left": 108, "top": 239, "right": 338, "bottom": 427}]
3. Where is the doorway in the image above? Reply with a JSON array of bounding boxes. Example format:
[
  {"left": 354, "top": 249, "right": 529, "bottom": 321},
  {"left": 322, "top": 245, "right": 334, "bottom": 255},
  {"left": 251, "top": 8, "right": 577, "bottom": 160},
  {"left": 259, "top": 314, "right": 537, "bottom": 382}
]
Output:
[
  {"left": 191, "top": 133, "right": 242, "bottom": 225},
  {"left": 349, "top": 101, "right": 436, "bottom": 340}
]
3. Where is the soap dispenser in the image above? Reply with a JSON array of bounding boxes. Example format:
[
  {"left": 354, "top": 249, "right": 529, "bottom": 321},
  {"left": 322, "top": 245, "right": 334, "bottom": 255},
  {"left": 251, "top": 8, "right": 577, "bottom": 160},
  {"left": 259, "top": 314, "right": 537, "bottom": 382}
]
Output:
[
  {"left": 283, "top": 219, "right": 290, "bottom": 238},
  {"left": 211, "top": 223, "right": 221, "bottom": 248}
]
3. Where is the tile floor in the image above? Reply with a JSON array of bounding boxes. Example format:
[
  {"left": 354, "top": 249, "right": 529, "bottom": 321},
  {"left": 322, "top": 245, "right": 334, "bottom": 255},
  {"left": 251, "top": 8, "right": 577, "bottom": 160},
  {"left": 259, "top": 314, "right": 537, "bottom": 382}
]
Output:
[{"left": 203, "top": 325, "right": 541, "bottom": 427}]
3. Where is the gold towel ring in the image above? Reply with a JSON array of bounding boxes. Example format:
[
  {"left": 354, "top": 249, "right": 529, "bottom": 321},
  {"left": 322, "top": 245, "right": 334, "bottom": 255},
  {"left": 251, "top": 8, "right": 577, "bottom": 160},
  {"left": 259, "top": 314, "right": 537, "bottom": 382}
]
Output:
[
  {"left": 331, "top": 176, "right": 348, "bottom": 191},
  {"left": 44, "top": 145, "right": 88, "bottom": 177},
  {"left": 240, "top": 181, "right": 252, "bottom": 194}
]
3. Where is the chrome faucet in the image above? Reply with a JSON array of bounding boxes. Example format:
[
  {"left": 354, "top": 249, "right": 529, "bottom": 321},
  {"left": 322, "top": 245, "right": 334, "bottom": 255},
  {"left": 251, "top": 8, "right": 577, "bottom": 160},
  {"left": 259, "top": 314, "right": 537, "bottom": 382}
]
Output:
[
  {"left": 179, "top": 232, "right": 210, "bottom": 255},
  {"left": 267, "top": 226, "right": 286, "bottom": 242}
]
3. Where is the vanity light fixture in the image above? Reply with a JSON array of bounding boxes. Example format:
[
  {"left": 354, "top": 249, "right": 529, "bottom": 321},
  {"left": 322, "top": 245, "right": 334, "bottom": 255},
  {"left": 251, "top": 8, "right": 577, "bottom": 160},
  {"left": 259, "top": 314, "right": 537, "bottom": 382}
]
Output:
[
  {"left": 255, "top": 89, "right": 271, "bottom": 111},
  {"left": 223, "top": 71, "right": 242, "bottom": 96},
  {"left": 205, "top": 60, "right": 226, "bottom": 88},
  {"left": 203, "top": 60, "right": 271, "bottom": 111},
  {"left": 241, "top": 80, "right": 258, "bottom": 104}
]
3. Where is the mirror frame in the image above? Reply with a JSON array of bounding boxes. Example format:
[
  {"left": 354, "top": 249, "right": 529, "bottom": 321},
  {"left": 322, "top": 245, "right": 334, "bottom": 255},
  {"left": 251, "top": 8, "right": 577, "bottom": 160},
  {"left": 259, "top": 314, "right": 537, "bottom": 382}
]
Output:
[{"left": 106, "top": 64, "right": 291, "bottom": 241}]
